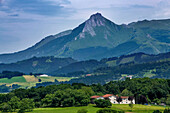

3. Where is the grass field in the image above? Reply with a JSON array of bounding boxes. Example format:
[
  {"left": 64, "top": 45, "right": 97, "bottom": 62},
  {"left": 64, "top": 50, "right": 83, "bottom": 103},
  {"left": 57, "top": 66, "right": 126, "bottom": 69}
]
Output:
[
  {"left": 0, "top": 76, "right": 26, "bottom": 84},
  {"left": 37, "top": 76, "right": 72, "bottom": 82},
  {"left": 26, "top": 104, "right": 167, "bottom": 113},
  {"left": 0, "top": 75, "right": 73, "bottom": 88}
]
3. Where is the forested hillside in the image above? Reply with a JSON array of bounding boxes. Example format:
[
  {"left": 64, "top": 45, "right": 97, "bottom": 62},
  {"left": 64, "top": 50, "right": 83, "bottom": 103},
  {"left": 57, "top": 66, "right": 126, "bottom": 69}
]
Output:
[
  {"left": 0, "top": 56, "right": 76, "bottom": 73},
  {"left": 63, "top": 60, "right": 170, "bottom": 85},
  {"left": 52, "top": 52, "right": 170, "bottom": 75}
]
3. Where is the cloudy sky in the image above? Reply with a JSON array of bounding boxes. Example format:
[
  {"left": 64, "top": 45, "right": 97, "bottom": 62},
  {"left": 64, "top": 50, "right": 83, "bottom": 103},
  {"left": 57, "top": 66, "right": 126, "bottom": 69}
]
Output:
[{"left": 0, "top": 0, "right": 170, "bottom": 54}]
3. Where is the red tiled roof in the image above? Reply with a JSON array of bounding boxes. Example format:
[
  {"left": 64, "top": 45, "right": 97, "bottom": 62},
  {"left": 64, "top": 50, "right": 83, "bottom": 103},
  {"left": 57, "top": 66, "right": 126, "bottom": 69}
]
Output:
[
  {"left": 90, "top": 96, "right": 100, "bottom": 99},
  {"left": 86, "top": 74, "right": 92, "bottom": 76},
  {"left": 103, "top": 94, "right": 113, "bottom": 98},
  {"left": 121, "top": 96, "right": 129, "bottom": 99}
]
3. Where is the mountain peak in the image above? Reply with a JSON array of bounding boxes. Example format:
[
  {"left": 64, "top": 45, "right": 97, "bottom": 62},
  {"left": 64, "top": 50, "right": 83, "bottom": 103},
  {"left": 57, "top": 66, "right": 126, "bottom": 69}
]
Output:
[
  {"left": 89, "top": 12, "right": 104, "bottom": 22},
  {"left": 80, "top": 13, "right": 106, "bottom": 37},
  {"left": 90, "top": 12, "right": 102, "bottom": 18}
]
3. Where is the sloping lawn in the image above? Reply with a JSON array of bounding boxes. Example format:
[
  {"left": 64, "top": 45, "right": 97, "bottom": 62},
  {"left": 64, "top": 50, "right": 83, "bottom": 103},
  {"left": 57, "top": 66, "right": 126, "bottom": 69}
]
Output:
[
  {"left": 30, "top": 105, "right": 101, "bottom": 113},
  {"left": 28, "top": 104, "right": 166, "bottom": 113},
  {"left": 111, "top": 104, "right": 166, "bottom": 113}
]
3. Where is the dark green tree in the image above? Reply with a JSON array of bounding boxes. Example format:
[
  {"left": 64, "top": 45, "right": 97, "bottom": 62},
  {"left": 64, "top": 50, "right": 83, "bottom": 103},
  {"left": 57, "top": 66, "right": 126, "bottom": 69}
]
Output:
[
  {"left": 94, "top": 99, "right": 112, "bottom": 108},
  {"left": 18, "top": 98, "right": 35, "bottom": 112},
  {"left": 0, "top": 102, "right": 12, "bottom": 112},
  {"left": 8, "top": 96, "right": 20, "bottom": 111}
]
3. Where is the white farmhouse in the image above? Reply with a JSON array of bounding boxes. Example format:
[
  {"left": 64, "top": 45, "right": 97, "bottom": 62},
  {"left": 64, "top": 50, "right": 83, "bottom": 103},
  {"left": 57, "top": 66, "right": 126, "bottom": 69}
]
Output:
[
  {"left": 39, "top": 74, "right": 49, "bottom": 77},
  {"left": 91, "top": 94, "right": 135, "bottom": 104},
  {"left": 102, "top": 94, "right": 119, "bottom": 104},
  {"left": 120, "top": 96, "right": 135, "bottom": 104}
]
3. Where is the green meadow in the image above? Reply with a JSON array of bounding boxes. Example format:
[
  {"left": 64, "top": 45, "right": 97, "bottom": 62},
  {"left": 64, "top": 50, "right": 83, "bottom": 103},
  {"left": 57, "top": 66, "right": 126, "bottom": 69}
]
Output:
[
  {"left": 0, "top": 75, "right": 73, "bottom": 88},
  {"left": 0, "top": 76, "right": 26, "bottom": 84},
  {"left": 26, "top": 104, "right": 167, "bottom": 113}
]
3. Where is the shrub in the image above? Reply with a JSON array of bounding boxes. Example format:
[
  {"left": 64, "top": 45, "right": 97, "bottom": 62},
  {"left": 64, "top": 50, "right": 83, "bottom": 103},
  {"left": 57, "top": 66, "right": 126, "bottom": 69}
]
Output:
[
  {"left": 17, "top": 109, "right": 25, "bottom": 113},
  {"left": 129, "top": 102, "right": 133, "bottom": 111},
  {"left": 153, "top": 110, "right": 162, "bottom": 113},
  {"left": 94, "top": 99, "right": 112, "bottom": 108},
  {"left": 164, "top": 108, "right": 170, "bottom": 113},
  {"left": 96, "top": 108, "right": 119, "bottom": 113}
]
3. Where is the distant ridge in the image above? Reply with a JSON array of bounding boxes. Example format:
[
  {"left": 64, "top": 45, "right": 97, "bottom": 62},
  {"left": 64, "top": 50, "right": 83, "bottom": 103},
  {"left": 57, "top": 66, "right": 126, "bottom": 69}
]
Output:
[{"left": 0, "top": 52, "right": 169, "bottom": 75}]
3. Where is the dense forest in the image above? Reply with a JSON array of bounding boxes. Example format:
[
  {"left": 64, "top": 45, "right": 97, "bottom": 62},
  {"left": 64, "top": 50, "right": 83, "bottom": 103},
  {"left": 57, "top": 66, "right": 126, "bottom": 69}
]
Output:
[{"left": 0, "top": 71, "right": 24, "bottom": 79}]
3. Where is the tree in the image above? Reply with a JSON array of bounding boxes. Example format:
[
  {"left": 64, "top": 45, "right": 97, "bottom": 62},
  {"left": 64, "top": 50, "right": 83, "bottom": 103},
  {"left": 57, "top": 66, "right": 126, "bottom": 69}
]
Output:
[
  {"left": 129, "top": 102, "right": 133, "bottom": 111},
  {"left": 121, "top": 89, "right": 133, "bottom": 96},
  {"left": 18, "top": 98, "right": 35, "bottom": 112},
  {"left": 38, "top": 79, "right": 41, "bottom": 82},
  {"left": 128, "top": 96, "right": 134, "bottom": 103},
  {"left": 94, "top": 99, "right": 112, "bottom": 108},
  {"left": 77, "top": 108, "right": 88, "bottom": 113},
  {"left": 153, "top": 98, "right": 161, "bottom": 105},
  {"left": 116, "top": 97, "right": 122, "bottom": 104},
  {"left": 0, "top": 102, "right": 12, "bottom": 112},
  {"left": 8, "top": 96, "right": 20, "bottom": 111},
  {"left": 139, "top": 95, "right": 148, "bottom": 104},
  {"left": 61, "top": 98, "right": 75, "bottom": 107},
  {"left": 41, "top": 94, "right": 60, "bottom": 107},
  {"left": 165, "top": 95, "right": 170, "bottom": 105}
]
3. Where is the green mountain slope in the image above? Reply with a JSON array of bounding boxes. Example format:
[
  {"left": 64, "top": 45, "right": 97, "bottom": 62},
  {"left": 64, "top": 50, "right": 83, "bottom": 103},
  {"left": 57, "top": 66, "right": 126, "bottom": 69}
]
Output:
[
  {"left": 0, "top": 56, "right": 76, "bottom": 74},
  {"left": 0, "top": 13, "right": 169, "bottom": 63},
  {"left": 52, "top": 52, "right": 170, "bottom": 75}
]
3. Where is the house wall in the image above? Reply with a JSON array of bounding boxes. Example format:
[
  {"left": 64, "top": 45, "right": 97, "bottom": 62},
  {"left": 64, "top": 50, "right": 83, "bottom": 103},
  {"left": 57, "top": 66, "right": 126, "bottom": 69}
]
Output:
[
  {"left": 109, "top": 96, "right": 119, "bottom": 104},
  {"left": 108, "top": 96, "right": 135, "bottom": 104},
  {"left": 96, "top": 97, "right": 104, "bottom": 100},
  {"left": 120, "top": 98, "right": 135, "bottom": 104}
]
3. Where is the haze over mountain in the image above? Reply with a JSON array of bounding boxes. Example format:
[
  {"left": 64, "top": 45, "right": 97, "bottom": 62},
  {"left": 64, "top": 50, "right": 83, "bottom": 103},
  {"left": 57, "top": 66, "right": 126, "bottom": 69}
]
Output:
[{"left": 0, "top": 13, "right": 170, "bottom": 63}]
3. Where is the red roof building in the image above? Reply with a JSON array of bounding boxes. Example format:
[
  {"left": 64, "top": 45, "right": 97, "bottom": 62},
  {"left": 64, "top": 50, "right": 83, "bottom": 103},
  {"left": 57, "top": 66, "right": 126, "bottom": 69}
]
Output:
[
  {"left": 121, "top": 96, "right": 129, "bottom": 99},
  {"left": 103, "top": 94, "right": 113, "bottom": 98},
  {"left": 90, "top": 96, "right": 101, "bottom": 99}
]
